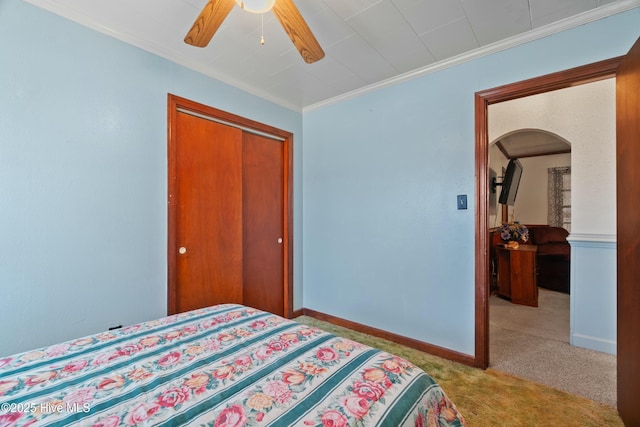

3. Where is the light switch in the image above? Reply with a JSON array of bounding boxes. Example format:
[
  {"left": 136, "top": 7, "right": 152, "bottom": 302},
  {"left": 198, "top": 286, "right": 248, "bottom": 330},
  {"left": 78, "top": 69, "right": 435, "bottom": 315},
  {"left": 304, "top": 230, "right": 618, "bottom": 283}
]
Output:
[{"left": 457, "top": 195, "right": 467, "bottom": 210}]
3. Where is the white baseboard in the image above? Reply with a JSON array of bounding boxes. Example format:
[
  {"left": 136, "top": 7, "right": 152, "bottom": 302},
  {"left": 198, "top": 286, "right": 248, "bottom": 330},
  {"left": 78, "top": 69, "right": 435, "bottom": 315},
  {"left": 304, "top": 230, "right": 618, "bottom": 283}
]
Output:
[{"left": 571, "top": 333, "right": 616, "bottom": 355}]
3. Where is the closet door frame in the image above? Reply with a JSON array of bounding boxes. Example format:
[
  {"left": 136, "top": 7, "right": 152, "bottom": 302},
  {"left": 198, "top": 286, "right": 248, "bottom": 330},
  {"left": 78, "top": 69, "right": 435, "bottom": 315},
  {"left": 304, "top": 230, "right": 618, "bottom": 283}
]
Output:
[{"left": 167, "top": 94, "right": 294, "bottom": 317}]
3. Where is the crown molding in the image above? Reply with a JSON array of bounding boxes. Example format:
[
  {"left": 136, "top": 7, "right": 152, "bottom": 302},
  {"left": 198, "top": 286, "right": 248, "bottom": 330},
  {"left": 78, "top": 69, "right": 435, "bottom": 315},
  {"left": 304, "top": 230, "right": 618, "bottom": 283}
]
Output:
[{"left": 303, "top": 0, "right": 640, "bottom": 112}]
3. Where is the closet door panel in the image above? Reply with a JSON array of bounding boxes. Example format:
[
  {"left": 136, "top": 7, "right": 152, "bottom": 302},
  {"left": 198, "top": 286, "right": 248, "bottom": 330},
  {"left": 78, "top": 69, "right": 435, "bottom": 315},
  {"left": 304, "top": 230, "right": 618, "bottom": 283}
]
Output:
[
  {"left": 242, "top": 132, "right": 285, "bottom": 316},
  {"left": 174, "top": 112, "right": 243, "bottom": 313}
]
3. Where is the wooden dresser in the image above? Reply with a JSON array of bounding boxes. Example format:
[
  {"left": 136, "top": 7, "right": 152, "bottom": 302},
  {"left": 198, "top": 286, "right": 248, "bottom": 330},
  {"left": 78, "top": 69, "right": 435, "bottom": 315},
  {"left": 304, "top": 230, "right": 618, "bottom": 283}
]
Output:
[{"left": 496, "top": 245, "right": 538, "bottom": 307}]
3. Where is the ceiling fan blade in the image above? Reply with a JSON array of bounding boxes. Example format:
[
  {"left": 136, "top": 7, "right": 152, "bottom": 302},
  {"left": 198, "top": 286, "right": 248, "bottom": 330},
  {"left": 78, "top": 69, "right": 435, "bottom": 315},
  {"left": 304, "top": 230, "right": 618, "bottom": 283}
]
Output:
[
  {"left": 271, "top": 0, "right": 325, "bottom": 64},
  {"left": 184, "top": 0, "right": 236, "bottom": 47}
]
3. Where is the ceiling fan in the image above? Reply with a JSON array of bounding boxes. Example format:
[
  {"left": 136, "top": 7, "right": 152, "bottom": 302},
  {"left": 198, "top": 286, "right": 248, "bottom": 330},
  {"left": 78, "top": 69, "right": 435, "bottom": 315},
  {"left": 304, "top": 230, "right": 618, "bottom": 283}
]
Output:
[{"left": 184, "top": 0, "right": 325, "bottom": 64}]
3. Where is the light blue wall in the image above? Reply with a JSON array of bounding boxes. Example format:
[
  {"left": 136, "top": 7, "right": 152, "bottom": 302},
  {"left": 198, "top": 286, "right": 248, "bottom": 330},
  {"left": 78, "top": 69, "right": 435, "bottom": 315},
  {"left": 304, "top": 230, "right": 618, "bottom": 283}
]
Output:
[
  {"left": 303, "top": 9, "right": 639, "bottom": 356},
  {"left": 0, "top": 1, "right": 303, "bottom": 356},
  {"left": 569, "top": 238, "right": 617, "bottom": 354}
]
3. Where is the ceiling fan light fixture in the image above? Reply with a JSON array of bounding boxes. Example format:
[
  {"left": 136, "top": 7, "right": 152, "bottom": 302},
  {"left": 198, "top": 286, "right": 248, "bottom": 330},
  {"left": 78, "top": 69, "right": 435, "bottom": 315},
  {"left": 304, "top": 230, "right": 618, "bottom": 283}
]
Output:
[
  {"left": 185, "top": 0, "right": 324, "bottom": 63},
  {"left": 235, "top": 0, "right": 276, "bottom": 13}
]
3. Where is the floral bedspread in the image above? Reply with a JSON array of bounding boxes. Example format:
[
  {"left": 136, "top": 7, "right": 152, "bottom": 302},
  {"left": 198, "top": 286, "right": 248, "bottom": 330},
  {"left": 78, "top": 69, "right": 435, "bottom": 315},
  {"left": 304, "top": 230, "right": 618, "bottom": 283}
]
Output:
[{"left": 0, "top": 304, "right": 466, "bottom": 426}]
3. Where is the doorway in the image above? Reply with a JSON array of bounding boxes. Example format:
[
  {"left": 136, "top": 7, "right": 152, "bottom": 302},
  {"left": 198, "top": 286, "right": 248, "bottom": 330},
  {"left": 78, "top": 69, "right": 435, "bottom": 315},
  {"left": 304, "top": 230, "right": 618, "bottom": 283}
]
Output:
[
  {"left": 167, "top": 94, "right": 294, "bottom": 318},
  {"left": 488, "top": 122, "right": 574, "bottom": 342},
  {"left": 476, "top": 38, "right": 640, "bottom": 424},
  {"left": 473, "top": 56, "right": 622, "bottom": 369}
]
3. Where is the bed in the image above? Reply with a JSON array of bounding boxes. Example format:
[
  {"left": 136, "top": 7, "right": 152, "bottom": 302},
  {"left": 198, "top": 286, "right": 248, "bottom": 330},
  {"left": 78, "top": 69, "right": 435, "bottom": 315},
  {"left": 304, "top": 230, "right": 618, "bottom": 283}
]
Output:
[{"left": 0, "top": 304, "right": 466, "bottom": 426}]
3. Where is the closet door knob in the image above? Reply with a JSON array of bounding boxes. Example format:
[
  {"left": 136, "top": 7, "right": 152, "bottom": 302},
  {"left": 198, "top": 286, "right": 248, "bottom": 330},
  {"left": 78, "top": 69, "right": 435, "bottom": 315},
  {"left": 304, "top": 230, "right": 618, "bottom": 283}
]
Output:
[
  {"left": 277, "top": 238, "right": 283, "bottom": 244},
  {"left": 179, "top": 247, "right": 187, "bottom": 254}
]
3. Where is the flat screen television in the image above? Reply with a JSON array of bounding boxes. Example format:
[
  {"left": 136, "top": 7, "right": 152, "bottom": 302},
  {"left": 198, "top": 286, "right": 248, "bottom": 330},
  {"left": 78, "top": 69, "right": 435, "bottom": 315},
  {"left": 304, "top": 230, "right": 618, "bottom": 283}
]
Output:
[{"left": 499, "top": 158, "right": 523, "bottom": 205}]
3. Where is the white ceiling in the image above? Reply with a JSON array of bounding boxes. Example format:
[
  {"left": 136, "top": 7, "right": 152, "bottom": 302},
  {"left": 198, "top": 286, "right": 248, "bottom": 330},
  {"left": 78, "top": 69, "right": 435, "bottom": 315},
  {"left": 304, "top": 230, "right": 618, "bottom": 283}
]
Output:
[
  {"left": 25, "top": 0, "right": 639, "bottom": 111},
  {"left": 497, "top": 129, "right": 571, "bottom": 158}
]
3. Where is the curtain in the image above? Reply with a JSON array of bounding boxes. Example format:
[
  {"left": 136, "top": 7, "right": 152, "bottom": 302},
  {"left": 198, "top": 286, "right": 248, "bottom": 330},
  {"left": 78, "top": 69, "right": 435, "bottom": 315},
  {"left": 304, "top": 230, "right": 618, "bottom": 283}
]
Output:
[{"left": 548, "top": 166, "right": 571, "bottom": 229}]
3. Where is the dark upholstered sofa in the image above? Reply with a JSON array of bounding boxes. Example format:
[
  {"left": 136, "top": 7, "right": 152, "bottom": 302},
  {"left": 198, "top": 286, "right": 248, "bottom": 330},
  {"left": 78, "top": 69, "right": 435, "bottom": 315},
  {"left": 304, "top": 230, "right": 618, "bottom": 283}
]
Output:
[
  {"left": 489, "top": 225, "right": 571, "bottom": 295},
  {"left": 527, "top": 226, "right": 570, "bottom": 294}
]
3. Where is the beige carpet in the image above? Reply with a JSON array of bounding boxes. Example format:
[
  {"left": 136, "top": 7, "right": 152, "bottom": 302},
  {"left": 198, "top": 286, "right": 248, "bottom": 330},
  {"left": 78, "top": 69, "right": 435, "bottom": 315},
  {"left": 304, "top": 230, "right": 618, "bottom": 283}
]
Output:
[{"left": 489, "top": 288, "right": 617, "bottom": 406}]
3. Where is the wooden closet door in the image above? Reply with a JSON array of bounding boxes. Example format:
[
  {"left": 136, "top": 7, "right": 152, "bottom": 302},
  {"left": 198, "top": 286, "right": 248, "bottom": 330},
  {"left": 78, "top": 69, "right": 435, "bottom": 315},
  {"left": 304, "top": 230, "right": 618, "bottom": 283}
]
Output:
[
  {"left": 174, "top": 111, "right": 243, "bottom": 313},
  {"left": 168, "top": 94, "right": 293, "bottom": 318},
  {"left": 242, "top": 132, "right": 285, "bottom": 316}
]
